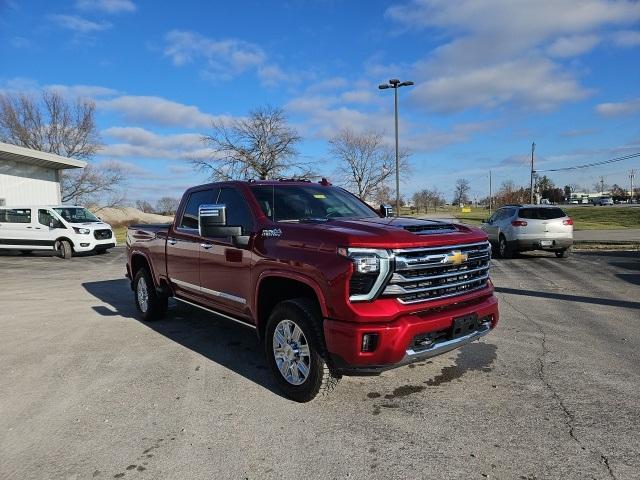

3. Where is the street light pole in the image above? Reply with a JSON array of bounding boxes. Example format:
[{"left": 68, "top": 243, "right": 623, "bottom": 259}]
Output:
[{"left": 379, "top": 78, "right": 414, "bottom": 217}]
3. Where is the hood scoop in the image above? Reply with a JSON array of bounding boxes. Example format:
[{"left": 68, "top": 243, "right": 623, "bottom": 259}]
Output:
[{"left": 400, "top": 222, "right": 458, "bottom": 234}]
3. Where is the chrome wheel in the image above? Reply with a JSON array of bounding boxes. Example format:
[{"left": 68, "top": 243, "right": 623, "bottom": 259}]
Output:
[
  {"left": 137, "top": 276, "right": 149, "bottom": 313},
  {"left": 273, "top": 319, "right": 311, "bottom": 386},
  {"left": 499, "top": 238, "right": 506, "bottom": 256}
]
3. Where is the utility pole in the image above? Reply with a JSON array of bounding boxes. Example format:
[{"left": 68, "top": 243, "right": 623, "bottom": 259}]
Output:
[
  {"left": 631, "top": 170, "right": 636, "bottom": 203},
  {"left": 529, "top": 142, "right": 535, "bottom": 204},
  {"left": 600, "top": 176, "right": 605, "bottom": 195},
  {"left": 489, "top": 170, "right": 492, "bottom": 215}
]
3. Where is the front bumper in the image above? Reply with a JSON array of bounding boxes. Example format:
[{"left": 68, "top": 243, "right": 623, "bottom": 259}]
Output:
[
  {"left": 73, "top": 238, "right": 117, "bottom": 252},
  {"left": 324, "top": 293, "right": 498, "bottom": 375}
]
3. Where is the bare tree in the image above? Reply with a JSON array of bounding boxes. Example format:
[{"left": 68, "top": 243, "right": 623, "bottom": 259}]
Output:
[
  {"left": 136, "top": 200, "right": 155, "bottom": 213},
  {"left": 452, "top": 178, "right": 471, "bottom": 205},
  {"left": 413, "top": 188, "right": 445, "bottom": 213},
  {"left": 330, "top": 128, "right": 409, "bottom": 201},
  {"left": 0, "top": 89, "right": 126, "bottom": 207},
  {"left": 0, "top": 90, "right": 101, "bottom": 159},
  {"left": 155, "top": 197, "right": 180, "bottom": 216},
  {"left": 61, "top": 161, "right": 127, "bottom": 209},
  {"left": 196, "top": 106, "right": 305, "bottom": 180}
]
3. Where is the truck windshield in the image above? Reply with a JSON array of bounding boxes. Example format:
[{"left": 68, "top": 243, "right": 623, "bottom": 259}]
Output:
[
  {"left": 53, "top": 207, "right": 101, "bottom": 223},
  {"left": 251, "top": 185, "right": 377, "bottom": 222}
]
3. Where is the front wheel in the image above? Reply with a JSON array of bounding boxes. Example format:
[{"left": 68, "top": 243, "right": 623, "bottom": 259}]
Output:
[
  {"left": 497, "top": 235, "right": 514, "bottom": 259},
  {"left": 265, "top": 298, "right": 338, "bottom": 402},
  {"left": 55, "top": 240, "right": 73, "bottom": 259},
  {"left": 133, "top": 268, "right": 167, "bottom": 321}
]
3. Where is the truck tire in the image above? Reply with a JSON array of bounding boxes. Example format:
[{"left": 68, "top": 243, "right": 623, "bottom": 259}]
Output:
[
  {"left": 56, "top": 240, "right": 73, "bottom": 259},
  {"left": 265, "top": 298, "right": 338, "bottom": 402},
  {"left": 133, "top": 267, "right": 167, "bottom": 321},
  {"left": 497, "top": 234, "right": 514, "bottom": 259}
]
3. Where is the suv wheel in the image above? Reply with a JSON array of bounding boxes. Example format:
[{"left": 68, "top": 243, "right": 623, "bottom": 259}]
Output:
[
  {"left": 497, "top": 235, "right": 514, "bottom": 259},
  {"left": 133, "top": 268, "right": 167, "bottom": 321},
  {"left": 55, "top": 240, "right": 73, "bottom": 259},
  {"left": 265, "top": 298, "right": 338, "bottom": 402},
  {"left": 555, "top": 247, "right": 571, "bottom": 258}
]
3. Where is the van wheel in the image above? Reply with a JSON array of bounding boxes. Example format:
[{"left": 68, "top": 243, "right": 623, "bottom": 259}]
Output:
[
  {"left": 133, "top": 268, "right": 167, "bottom": 321},
  {"left": 555, "top": 247, "right": 571, "bottom": 258},
  {"left": 19, "top": 250, "right": 33, "bottom": 255},
  {"left": 265, "top": 298, "right": 339, "bottom": 402},
  {"left": 55, "top": 240, "right": 73, "bottom": 259},
  {"left": 497, "top": 235, "right": 513, "bottom": 259}
]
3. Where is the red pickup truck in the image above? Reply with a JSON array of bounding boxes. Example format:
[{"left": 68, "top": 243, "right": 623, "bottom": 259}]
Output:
[{"left": 126, "top": 179, "right": 498, "bottom": 401}]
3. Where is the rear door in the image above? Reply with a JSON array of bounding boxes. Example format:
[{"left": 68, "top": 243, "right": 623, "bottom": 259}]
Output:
[
  {"left": 198, "top": 186, "right": 255, "bottom": 317},
  {"left": 0, "top": 208, "right": 43, "bottom": 249},
  {"left": 167, "top": 188, "right": 218, "bottom": 301}
]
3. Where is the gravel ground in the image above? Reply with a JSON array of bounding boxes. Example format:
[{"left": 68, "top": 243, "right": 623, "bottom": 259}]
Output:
[{"left": 1, "top": 248, "right": 639, "bottom": 480}]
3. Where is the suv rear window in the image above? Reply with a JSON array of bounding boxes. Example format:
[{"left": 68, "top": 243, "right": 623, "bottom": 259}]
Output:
[{"left": 518, "top": 207, "right": 566, "bottom": 220}]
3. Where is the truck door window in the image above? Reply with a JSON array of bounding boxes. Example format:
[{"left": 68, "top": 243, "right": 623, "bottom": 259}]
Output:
[
  {"left": 38, "top": 209, "right": 55, "bottom": 227},
  {"left": 217, "top": 187, "right": 253, "bottom": 234},
  {"left": 179, "top": 189, "right": 217, "bottom": 230}
]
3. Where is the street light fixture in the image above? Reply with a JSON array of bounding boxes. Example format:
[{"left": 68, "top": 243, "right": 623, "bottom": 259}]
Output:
[{"left": 378, "top": 78, "right": 414, "bottom": 217}]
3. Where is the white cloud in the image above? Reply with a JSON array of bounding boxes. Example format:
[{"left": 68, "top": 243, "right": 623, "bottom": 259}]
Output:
[
  {"left": 385, "top": 0, "right": 640, "bottom": 112},
  {"left": 164, "top": 30, "right": 265, "bottom": 78},
  {"left": 595, "top": 98, "right": 640, "bottom": 116},
  {"left": 75, "top": 0, "right": 136, "bottom": 13},
  {"left": 547, "top": 35, "right": 600, "bottom": 57},
  {"left": 611, "top": 30, "right": 640, "bottom": 47},
  {"left": 102, "top": 126, "right": 213, "bottom": 160},
  {"left": 0, "top": 77, "right": 118, "bottom": 99},
  {"left": 49, "top": 14, "right": 112, "bottom": 33},
  {"left": 99, "top": 95, "right": 233, "bottom": 128}
]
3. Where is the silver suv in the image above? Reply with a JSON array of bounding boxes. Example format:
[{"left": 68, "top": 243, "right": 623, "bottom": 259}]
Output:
[{"left": 481, "top": 205, "right": 573, "bottom": 258}]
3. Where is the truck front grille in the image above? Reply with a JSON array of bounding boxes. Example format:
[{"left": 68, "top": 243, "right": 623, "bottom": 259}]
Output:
[
  {"left": 383, "top": 241, "right": 491, "bottom": 304},
  {"left": 94, "top": 229, "right": 112, "bottom": 240}
]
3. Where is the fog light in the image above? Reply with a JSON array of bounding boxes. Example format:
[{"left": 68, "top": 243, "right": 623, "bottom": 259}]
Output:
[
  {"left": 361, "top": 333, "right": 379, "bottom": 352},
  {"left": 80, "top": 243, "right": 90, "bottom": 247}
]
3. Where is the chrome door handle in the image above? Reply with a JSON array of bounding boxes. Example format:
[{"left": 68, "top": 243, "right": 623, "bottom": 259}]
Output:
[
  {"left": 200, "top": 243, "right": 213, "bottom": 249},
  {"left": 168, "top": 238, "right": 177, "bottom": 245}
]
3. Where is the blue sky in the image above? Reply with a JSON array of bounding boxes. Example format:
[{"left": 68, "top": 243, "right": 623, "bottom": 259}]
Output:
[{"left": 1, "top": 0, "right": 640, "bottom": 203}]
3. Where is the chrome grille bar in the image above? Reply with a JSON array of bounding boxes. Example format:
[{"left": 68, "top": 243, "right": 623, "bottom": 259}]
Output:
[{"left": 384, "top": 241, "right": 491, "bottom": 304}]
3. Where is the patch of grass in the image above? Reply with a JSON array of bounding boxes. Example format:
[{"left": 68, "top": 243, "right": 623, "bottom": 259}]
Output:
[
  {"left": 113, "top": 226, "right": 127, "bottom": 244},
  {"left": 563, "top": 207, "right": 640, "bottom": 230}
]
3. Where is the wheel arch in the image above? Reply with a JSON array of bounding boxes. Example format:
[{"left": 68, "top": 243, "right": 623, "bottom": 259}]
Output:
[
  {"left": 129, "top": 251, "right": 169, "bottom": 294},
  {"left": 255, "top": 272, "right": 327, "bottom": 341},
  {"left": 54, "top": 236, "right": 75, "bottom": 248}
]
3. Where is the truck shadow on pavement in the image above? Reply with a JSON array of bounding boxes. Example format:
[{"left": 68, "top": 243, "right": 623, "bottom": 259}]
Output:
[
  {"left": 82, "top": 278, "right": 285, "bottom": 398},
  {"left": 494, "top": 286, "right": 640, "bottom": 310}
]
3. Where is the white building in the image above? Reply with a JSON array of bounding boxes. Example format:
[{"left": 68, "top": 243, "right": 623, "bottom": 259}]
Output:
[{"left": 0, "top": 142, "right": 86, "bottom": 206}]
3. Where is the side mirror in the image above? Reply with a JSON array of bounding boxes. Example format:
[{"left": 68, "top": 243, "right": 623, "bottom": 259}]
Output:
[
  {"left": 198, "top": 204, "right": 243, "bottom": 239},
  {"left": 380, "top": 204, "right": 394, "bottom": 218},
  {"left": 482, "top": 218, "right": 491, "bottom": 224},
  {"left": 49, "top": 220, "right": 63, "bottom": 229}
]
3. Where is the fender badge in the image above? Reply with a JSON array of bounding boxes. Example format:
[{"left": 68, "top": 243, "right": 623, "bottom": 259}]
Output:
[{"left": 262, "top": 228, "right": 282, "bottom": 238}]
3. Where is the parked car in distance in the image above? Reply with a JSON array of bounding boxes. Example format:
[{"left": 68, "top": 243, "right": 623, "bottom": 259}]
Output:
[
  {"left": 126, "top": 179, "right": 499, "bottom": 402},
  {"left": 0, "top": 205, "right": 116, "bottom": 258},
  {"left": 481, "top": 204, "right": 573, "bottom": 258},
  {"left": 596, "top": 197, "right": 614, "bottom": 206}
]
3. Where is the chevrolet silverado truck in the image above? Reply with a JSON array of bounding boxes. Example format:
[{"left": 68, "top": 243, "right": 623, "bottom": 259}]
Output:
[{"left": 126, "top": 179, "right": 499, "bottom": 402}]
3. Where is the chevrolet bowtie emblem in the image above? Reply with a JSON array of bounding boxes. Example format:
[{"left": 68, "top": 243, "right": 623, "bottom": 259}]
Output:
[{"left": 442, "top": 250, "right": 468, "bottom": 266}]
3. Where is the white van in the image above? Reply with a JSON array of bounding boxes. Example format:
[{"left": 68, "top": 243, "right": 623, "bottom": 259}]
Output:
[{"left": 0, "top": 206, "right": 116, "bottom": 259}]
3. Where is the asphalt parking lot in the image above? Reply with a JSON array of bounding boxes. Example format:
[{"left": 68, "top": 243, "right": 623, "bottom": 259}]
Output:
[{"left": 1, "top": 248, "right": 639, "bottom": 479}]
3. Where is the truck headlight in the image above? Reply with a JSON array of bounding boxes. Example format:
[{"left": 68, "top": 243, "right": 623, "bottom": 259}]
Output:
[
  {"left": 338, "top": 247, "right": 391, "bottom": 302},
  {"left": 73, "top": 227, "right": 91, "bottom": 235}
]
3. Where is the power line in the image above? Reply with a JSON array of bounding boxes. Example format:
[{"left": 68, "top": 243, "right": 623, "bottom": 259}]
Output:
[{"left": 536, "top": 152, "right": 640, "bottom": 173}]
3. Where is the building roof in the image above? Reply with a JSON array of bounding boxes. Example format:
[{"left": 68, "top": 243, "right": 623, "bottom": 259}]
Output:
[{"left": 0, "top": 142, "right": 87, "bottom": 170}]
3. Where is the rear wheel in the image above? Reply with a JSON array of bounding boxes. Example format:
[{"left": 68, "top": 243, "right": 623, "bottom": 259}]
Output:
[
  {"left": 555, "top": 247, "right": 571, "bottom": 258},
  {"left": 497, "top": 234, "right": 514, "bottom": 259},
  {"left": 133, "top": 268, "right": 167, "bottom": 321},
  {"left": 265, "top": 298, "right": 338, "bottom": 402},
  {"left": 55, "top": 240, "right": 73, "bottom": 259}
]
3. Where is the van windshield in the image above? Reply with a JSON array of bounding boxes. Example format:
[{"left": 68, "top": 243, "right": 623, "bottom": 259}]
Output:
[
  {"left": 53, "top": 207, "right": 101, "bottom": 223},
  {"left": 251, "top": 185, "right": 377, "bottom": 222}
]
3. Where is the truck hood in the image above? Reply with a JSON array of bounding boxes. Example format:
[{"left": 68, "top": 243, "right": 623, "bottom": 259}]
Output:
[
  {"left": 274, "top": 216, "right": 488, "bottom": 249},
  {"left": 67, "top": 221, "right": 112, "bottom": 230}
]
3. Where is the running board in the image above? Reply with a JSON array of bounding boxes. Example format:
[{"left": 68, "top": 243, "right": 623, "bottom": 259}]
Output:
[{"left": 174, "top": 297, "right": 257, "bottom": 330}]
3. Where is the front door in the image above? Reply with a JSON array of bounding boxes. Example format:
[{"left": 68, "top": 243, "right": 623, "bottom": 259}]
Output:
[
  {"left": 199, "top": 186, "right": 254, "bottom": 318},
  {"left": 167, "top": 188, "right": 218, "bottom": 301}
]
